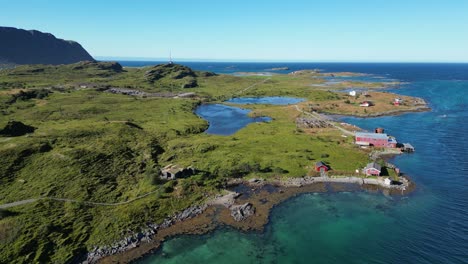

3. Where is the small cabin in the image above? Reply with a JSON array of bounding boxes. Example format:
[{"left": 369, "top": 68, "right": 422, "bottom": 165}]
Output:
[
  {"left": 363, "top": 162, "right": 381, "bottom": 176},
  {"left": 393, "top": 98, "right": 403, "bottom": 106},
  {"left": 160, "top": 164, "right": 195, "bottom": 180},
  {"left": 349, "top": 90, "right": 356, "bottom": 96},
  {"left": 360, "top": 101, "right": 374, "bottom": 107},
  {"left": 315, "top": 161, "right": 329, "bottom": 172},
  {"left": 402, "top": 143, "right": 415, "bottom": 152}
]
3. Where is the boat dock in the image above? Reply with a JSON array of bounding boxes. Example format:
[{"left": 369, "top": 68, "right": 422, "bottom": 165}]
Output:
[{"left": 402, "top": 143, "right": 415, "bottom": 152}]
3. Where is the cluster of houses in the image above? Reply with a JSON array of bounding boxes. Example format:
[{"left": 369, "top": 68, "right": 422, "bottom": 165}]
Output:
[
  {"left": 315, "top": 160, "right": 386, "bottom": 177},
  {"left": 348, "top": 90, "right": 375, "bottom": 107},
  {"left": 314, "top": 160, "right": 395, "bottom": 185},
  {"left": 348, "top": 90, "right": 406, "bottom": 108}
]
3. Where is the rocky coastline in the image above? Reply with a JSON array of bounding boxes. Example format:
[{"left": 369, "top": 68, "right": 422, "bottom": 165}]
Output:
[
  {"left": 82, "top": 205, "right": 207, "bottom": 264},
  {"left": 84, "top": 173, "right": 413, "bottom": 264}
]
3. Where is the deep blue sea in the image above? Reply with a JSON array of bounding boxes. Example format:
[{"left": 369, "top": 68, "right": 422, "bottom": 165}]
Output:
[{"left": 122, "top": 62, "right": 468, "bottom": 264}]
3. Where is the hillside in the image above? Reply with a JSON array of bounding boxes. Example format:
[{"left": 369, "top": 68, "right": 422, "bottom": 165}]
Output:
[
  {"left": 0, "top": 27, "right": 94, "bottom": 65},
  {"left": 0, "top": 61, "right": 217, "bottom": 91},
  {"left": 0, "top": 62, "right": 426, "bottom": 263}
]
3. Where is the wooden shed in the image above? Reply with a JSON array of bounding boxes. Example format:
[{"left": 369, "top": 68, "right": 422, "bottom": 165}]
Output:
[{"left": 315, "top": 161, "right": 329, "bottom": 172}]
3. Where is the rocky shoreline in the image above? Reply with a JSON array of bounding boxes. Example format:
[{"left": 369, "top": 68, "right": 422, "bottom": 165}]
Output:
[
  {"left": 82, "top": 205, "right": 208, "bottom": 264},
  {"left": 84, "top": 174, "right": 413, "bottom": 264}
]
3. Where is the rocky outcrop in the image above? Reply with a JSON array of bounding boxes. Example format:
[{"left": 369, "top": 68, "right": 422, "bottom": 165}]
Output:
[
  {"left": 82, "top": 205, "right": 207, "bottom": 264},
  {"left": 144, "top": 63, "right": 197, "bottom": 83},
  {"left": 71, "top": 61, "right": 122, "bottom": 72},
  {"left": 230, "top": 203, "right": 255, "bottom": 221},
  {"left": 197, "top": 71, "right": 217, "bottom": 77},
  {"left": 0, "top": 121, "right": 36, "bottom": 136},
  {"left": 181, "top": 77, "right": 198, "bottom": 88},
  {"left": 0, "top": 26, "right": 94, "bottom": 65}
]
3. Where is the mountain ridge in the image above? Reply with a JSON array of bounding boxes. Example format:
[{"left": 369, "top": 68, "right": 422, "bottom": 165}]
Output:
[{"left": 0, "top": 26, "right": 94, "bottom": 65}]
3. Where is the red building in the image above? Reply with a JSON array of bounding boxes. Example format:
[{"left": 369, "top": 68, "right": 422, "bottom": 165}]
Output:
[
  {"left": 315, "top": 161, "right": 329, "bottom": 172},
  {"left": 363, "top": 162, "right": 381, "bottom": 176},
  {"left": 355, "top": 132, "right": 397, "bottom": 148}
]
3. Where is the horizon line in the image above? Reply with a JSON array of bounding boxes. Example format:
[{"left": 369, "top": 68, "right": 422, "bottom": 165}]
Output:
[{"left": 95, "top": 56, "right": 468, "bottom": 64}]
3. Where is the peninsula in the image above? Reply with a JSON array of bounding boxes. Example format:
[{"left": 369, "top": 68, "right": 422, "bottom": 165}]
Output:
[{"left": 0, "top": 61, "right": 427, "bottom": 263}]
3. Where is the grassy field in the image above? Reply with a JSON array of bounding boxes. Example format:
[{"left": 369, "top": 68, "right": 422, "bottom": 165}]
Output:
[{"left": 0, "top": 62, "right": 401, "bottom": 263}]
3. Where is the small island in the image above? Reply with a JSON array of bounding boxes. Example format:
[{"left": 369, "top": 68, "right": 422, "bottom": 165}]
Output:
[
  {"left": 0, "top": 62, "right": 427, "bottom": 263},
  {"left": 266, "top": 67, "right": 290, "bottom": 71}
]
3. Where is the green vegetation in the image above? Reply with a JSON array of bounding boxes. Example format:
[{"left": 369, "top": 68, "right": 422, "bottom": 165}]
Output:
[{"left": 0, "top": 62, "right": 379, "bottom": 263}]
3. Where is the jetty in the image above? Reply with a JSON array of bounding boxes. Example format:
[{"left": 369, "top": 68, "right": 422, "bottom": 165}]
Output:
[{"left": 402, "top": 143, "right": 415, "bottom": 152}]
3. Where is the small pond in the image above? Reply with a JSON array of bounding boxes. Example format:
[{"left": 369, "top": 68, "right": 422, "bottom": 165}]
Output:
[
  {"left": 225, "top": 96, "right": 305, "bottom": 105},
  {"left": 195, "top": 104, "right": 271, "bottom": 136}
]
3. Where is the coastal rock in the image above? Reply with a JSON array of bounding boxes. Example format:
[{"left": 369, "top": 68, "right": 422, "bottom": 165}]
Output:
[
  {"left": 230, "top": 203, "right": 255, "bottom": 221},
  {"left": 82, "top": 204, "right": 207, "bottom": 264},
  {"left": 248, "top": 178, "right": 264, "bottom": 184}
]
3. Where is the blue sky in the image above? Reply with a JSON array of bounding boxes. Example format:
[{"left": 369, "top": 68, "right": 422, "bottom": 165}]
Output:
[{"left": 1, "top": 0, "right": 468, "bottom": 62}]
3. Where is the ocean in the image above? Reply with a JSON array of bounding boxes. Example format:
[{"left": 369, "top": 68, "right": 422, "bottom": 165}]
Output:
[{"left": 121, "top": 62, "right": 468, "bottom": 264}]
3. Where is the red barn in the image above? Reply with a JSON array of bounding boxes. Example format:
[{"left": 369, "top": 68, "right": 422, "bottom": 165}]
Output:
[
  {"left": 363, "top": 162, "right": 381, "bottom": 176},
  {"left": 315, "top": 161, "right": 329, "bottom": 172},
  {"left": 355, "top": 132, "right": 392, "bottom": 147}
]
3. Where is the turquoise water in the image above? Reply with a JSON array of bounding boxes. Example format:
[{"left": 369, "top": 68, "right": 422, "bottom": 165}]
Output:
[
  {"left": 195, "top": 104, "right": 271, "bottom": 136},
  {"left": 226, "top": 96, "right": 305, "bottom": 105},
  {"left": 137, "top": 64, "right": 468, "bottom": 263}
]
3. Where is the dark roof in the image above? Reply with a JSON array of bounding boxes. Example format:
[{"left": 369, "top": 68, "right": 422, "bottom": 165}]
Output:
[
  {"left": 315, "top": 161, "right": 327, "bottom": 167},
  {"left": 355, "top": 132, "right": 389, "bottom": 140},
  {"left": 365, "top": 162, "right": 381, "bottom": 171}
]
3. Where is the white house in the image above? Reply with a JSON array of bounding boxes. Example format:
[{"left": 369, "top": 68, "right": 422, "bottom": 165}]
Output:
[
  {"left": 384, "top": 178, "right": 392, "bottom": 185},
  {"left": 349, "top": 90, "right": 356, "bottom": 96}
]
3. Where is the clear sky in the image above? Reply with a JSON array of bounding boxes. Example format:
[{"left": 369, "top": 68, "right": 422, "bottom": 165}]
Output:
[{"left": 1, "top": 0, "right": 468, "bottom": 62}]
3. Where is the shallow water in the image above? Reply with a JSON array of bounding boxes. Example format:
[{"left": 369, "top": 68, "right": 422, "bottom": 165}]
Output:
[
  {"left": 137, "top": 63, "right": 468, "bottom": 264},
  {"left": 226, "top": 96, "right": 304, "bottom": 105},
  {"left": 195, "top": 104, "right": 271, "bottom": 136}
]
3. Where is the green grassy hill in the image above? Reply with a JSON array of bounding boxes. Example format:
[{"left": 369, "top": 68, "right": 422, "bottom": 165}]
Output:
[{"left": 0, "top": 62, "right": 372, "bottom": 263}]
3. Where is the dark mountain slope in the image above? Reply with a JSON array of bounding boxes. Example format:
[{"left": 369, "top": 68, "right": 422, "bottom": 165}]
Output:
[{"left": 0, "top": 26, "right": 94, "bottom": 65}]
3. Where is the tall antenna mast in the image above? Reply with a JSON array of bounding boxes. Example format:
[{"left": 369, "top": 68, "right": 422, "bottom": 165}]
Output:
[{"left": 169, "top": 50, "right": 173, "bottom": 64}]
